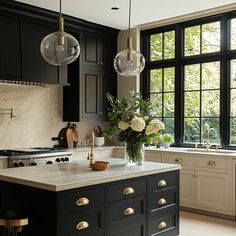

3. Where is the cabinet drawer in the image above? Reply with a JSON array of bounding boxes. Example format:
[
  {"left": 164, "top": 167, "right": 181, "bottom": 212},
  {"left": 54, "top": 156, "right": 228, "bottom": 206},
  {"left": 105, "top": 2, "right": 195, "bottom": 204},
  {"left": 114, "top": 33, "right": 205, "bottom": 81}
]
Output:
[
  {"left": 162, "top": 153, "right": 194, "bottom": 167},
  {"left": 108, "top": 195, "right": 145, "bottom": 225},
  {"left": 108, "top": 179, "right": 146, "bottom": 202},
  {"left": 149, "top": 188, "right": 177, "bottom": 212},
  {"left": 149, "top": 171, "right": 178, "bottom": 192},
  {"left": 60, "top": 187, "right": 104, "bottom": 213},
  {"left": 149, "top": 211, "right": 178, "bottom": 235},
  {"left": 195, "top": 156, "right": 230, "bottom": 170},
  {"left": 61, "top": 206, "right": 104, "bottom": 236}
]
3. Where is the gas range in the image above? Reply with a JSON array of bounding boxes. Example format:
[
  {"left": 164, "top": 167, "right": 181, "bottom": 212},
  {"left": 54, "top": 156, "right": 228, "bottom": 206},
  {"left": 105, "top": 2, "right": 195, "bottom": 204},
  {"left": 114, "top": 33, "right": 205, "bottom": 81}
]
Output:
[{"left": 0, "top": 147, "right": 73, "bottom": 168}]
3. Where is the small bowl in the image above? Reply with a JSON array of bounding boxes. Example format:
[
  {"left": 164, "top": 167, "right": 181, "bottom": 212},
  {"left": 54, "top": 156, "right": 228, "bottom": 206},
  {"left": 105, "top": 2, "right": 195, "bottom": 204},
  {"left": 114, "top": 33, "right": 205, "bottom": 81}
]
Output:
[{"left": 90, "top": 161, "right": 110, "bottom": 171}]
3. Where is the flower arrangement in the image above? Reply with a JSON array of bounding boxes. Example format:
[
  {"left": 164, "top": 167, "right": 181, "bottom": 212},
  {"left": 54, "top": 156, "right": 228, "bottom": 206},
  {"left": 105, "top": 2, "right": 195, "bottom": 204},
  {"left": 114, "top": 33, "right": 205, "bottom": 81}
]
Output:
[{"left": 106, "top": 91, "right": 165, "bottom": 165}]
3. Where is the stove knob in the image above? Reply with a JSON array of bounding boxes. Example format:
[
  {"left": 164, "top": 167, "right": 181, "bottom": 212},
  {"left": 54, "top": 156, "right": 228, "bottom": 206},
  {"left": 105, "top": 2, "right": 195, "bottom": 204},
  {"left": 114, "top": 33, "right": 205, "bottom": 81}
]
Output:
[
  {"left": 13, "top": 162, "right": 19, "bottom": 167},
  {"left": 19, "top": 161, "right": 24, "bottom": 167},
  {"left": 46, "top": 160, "right": 53, "bottom": 165},
  {"left": 30, "top": 162, "right": 37, "bottom": 166},
  {"left": 60, "top": 157, "right": 65, "bottom": 162},
  {"left": 65, "top": 157, "right": 70, "bottom": 162},
  {"left": 55, "top": 158, "right": 61, "bottom": 163}
]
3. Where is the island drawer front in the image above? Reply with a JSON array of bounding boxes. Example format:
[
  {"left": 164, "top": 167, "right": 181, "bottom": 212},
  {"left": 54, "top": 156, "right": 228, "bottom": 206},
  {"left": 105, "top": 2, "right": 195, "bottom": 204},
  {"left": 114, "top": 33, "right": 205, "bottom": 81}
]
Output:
[
  {"left": 61, "top": 206, "right": 104, "bottom": 236},
  {"left": 60, "top": 187, "right": 104, "bottom": 213},
  {"left": 195, "top": 156, "right": 231, "bottom": 170},
  {"left": 107, "top": 179, "right": 146, "bottom": 202},
  {"left": 149, "top": 171, "right": 178, "bottom": 192},
  {"left": 149, "top": 209, "right": 178, "bottom": 236},
  {"left": 108, "top": 195, "right": 146, "bottom": 225},
  {"left": 149, "top": 188, "right": 177, "bottom": 212}
]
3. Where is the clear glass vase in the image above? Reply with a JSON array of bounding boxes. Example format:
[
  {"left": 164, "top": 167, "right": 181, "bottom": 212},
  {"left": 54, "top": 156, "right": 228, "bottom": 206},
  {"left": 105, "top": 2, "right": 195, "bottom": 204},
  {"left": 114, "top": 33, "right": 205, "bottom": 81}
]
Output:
[{"left": 125, "top": 142, "right": 145, "bottom": 166}]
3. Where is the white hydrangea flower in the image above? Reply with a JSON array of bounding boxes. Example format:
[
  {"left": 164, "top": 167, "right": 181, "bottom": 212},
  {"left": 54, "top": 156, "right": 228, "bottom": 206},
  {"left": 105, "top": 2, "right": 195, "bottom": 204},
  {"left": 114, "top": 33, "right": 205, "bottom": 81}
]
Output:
[
  {"left": 130, "top": 117, "right": 145, "bottom": 132},
  {"left": 145, "top": 119, "right": 165, "bottom": 135},
  {"left": 118, "top": 121, "right": 130, "bottom": 130}
]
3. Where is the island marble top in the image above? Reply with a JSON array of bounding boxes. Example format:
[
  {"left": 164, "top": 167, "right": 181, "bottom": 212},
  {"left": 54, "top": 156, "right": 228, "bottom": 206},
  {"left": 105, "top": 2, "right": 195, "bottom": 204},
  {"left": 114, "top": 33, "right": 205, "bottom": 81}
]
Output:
[{"left": 0, "top": 158, "right": 180, "bottom": 192}]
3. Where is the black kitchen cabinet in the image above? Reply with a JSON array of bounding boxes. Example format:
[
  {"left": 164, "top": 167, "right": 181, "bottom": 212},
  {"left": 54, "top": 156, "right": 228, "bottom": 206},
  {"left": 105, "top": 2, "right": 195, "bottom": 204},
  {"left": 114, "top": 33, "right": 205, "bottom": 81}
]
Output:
[
  {"left": 0, "top": 15, "right": 21, "bottom": 80},
  {"left": 0, "top": 171, "right": 179, "bottom": 236}
]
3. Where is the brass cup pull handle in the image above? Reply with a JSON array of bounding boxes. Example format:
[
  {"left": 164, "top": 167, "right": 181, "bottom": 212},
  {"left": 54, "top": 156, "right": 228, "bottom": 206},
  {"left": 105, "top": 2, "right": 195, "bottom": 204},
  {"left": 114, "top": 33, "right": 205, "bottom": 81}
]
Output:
[
  {"left": 158, "top": 221, "right": 167, "bottom": 229},
  {"left": 123, "top": 187, "right": 135, "bottom": 196},
  {"left": 76, "top": 221, "right": 89, "bottom": 230},
  {"left": 158, "top": 180, "right": 167, "bottom": 187},
  {"left": 175, "top": 158, "right": 183, "bottom": 163},
  {"left": 207, "top": 161, "right": 216, "bottom": 167},
  {"left": 158, "top": 198, "right": 167, "bottom": 206},
  {"left": 76, "top": 197, "right": 89, "bottom": 206},
  {"left": 124, "top": 207, "right": 135, "bottom": 216}
]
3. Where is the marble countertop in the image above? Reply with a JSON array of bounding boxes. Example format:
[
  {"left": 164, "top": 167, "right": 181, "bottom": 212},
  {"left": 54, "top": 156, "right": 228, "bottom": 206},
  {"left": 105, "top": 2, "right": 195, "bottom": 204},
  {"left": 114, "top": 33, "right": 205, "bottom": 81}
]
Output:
[{"left": 0, "top": 158, "right": 180, "bottom": 192}]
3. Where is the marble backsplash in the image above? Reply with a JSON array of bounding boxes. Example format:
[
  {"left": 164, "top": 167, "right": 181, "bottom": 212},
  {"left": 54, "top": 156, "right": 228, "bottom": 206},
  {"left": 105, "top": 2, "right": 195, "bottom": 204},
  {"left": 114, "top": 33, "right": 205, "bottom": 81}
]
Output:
[{"left": 0, "top": 84, "right": 109, "bottom": 149}]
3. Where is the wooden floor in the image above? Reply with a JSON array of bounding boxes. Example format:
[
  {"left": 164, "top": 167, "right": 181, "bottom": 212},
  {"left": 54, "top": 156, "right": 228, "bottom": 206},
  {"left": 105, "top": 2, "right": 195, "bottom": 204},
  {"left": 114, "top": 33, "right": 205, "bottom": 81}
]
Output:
[{"left": 180, "top": 211, "right": 236, "bottom": 236}]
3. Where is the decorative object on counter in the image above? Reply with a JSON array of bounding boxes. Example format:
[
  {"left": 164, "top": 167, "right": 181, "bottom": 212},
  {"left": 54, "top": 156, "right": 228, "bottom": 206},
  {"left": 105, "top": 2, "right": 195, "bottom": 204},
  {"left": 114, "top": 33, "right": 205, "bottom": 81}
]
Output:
[
  {"left": 95, "top": 126, "right": 105, "bottom": 147},
  {"left": 0, "top": 108, "right": 15, "bottom": 118},
  {"left": 162, "top": 133, "right": 174, "bottom": 148},
  {"left": 66, "top": 123, "right": 78, "bottom": 148},
  {"left": 0, "top": 210, "right": 28, "bottom": 236},
  {"left": 153, "top": 133, "right": 163, "bottom": 148},
  {"left": 113, "top": 0, "right": 145, "bottom": 77},
  {"left": 106, "top": 90, "right": 165, "bottom": 166},
  {"left": 40, "top": 0, "right": 80, "bottom": 65}
]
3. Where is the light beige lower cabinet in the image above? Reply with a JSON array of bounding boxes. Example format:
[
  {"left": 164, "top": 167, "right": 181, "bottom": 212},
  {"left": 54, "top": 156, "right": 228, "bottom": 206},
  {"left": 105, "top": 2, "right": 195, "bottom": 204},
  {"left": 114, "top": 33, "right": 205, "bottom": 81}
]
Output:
[
  {"left": 145, "top": 150, "right": 162, "bottom": 162},
  {"left": 0, "top": 158, "right": 8, "bottom": 169}
]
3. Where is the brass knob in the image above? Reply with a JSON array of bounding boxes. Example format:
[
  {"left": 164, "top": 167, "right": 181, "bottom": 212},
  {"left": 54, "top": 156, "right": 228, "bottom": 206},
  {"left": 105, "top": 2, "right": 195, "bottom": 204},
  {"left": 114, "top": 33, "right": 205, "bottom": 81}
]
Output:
[
  {"left": 76, "top": 221, "right": 89, "bottom": 230},
  {"left": 76, "top": 197, "right": 89, "bottom": 206},
  {"left": 207, "top": 160, "right": 216, "bottom": 167},
  {"left": 175, "top": 158, "right": 183, "bottom": 163},
  {"left": 123, "top": 187, "right": 134, "bottom": 196},
  {"left": 158, "top": 221, "right": 167, "bottom": 229},
  {"left": 158, "top": 198, "right": 167, "bottom": 206},
  {"left": 124, "top": 208, "right": 135, "bottom": 216},
  {"left": 158, "top": 180, "right": 167, "bottom": 187}
]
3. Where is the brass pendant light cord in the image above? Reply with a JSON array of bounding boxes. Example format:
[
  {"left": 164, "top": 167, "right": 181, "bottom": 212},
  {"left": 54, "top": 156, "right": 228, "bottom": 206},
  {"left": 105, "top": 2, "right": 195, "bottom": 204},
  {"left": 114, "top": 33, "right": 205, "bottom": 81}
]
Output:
[
  {"left": 128, "top": 0, "right": 131, "bottom": 38},
  {"left": 127, "top": 0, "right": 132, "bottom": 50},
  {"left": 59, "top": 0, "right": 62, "bottom": 17}
]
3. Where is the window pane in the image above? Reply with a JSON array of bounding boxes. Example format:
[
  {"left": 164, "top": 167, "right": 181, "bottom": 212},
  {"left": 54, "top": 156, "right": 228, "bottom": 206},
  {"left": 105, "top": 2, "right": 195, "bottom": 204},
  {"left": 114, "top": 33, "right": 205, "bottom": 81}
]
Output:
[
  {"left": 202, "top": 90, "right": 220, "bottom": 116},
  {"left": 201, "top": 119, "right": 220, "bottom": 144},
  {"left": 164, "top": 92, "right": 174, "bottom": 117},
  {"left": 231, "top": 59, "right": 236, "bottom": 88},
  {"left": 184, "top": 118, "right": 200, "bottom": 143},
  {"left": 163, "top": 118, "right": 174, "bottom": 135},
  {"left": 230, "top": 118, "right": 236, "bottom": 144},
  {"left": 150, "top": 93, "right": 162, "bottom": 117},
  {"left": 164, "top": 67, "right": 175, "bottom": 92},
  {"left": 150, "top": 69, "right": 162, "bottom": 92},
  {"left": 150, "top": 33, "right": 162, "bottom": 61},
  {"left": 230, "top": 18, "right": 236, "bottom": 50},
  {"left": 202, "top": 22, "right": 220, "bottom": 53},
  {"left": 184, "top": 64, "right": 200, "bottom": 90},
  {"left": 184, "top": 26, "right": 200, "bottom": 56},
  {"left": 164, "top": 31, "right": 175, "bottom": 59},
  {"left": 231, "top": 89, "right": 236, "bottom": 116},
  {"left": 184, "top": 91, "right": 200, "bottom": 117},
  {"left": 202, "top": 61, "right": 220, "bottom": 89}
]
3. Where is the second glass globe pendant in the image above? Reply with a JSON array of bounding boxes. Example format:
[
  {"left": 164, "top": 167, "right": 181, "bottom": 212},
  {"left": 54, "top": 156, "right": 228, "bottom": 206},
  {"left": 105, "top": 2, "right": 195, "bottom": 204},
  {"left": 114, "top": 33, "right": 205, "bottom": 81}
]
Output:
[
  {"left": 114, "top": 0, "right": 145, "bottom": 77},
  {"left": 40, "top": 0, "right": 80, "bottom": 65}
]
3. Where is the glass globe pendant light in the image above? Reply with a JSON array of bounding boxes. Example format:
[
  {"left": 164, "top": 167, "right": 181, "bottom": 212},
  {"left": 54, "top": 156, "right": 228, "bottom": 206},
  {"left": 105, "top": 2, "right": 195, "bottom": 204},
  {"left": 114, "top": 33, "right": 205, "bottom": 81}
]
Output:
[
  {"left": 113, "top": 0, "right": 145, "bottom": 77},
  {"left": 40, "top": 0, "right": 80, "bottom": 65}
]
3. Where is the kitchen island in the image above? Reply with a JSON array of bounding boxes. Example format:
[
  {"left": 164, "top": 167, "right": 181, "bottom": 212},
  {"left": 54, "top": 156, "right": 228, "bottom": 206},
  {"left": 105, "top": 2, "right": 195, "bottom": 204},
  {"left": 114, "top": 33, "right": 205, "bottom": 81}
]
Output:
[{"left": 0, "top": 158, "right": 180, "bottom": 236}]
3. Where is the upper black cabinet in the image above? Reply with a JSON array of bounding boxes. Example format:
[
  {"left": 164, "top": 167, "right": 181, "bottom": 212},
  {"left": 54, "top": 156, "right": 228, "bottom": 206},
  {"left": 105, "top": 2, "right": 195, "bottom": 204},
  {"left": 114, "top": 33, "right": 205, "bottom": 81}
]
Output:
[{"left": 0, "top": 15, "right": 21, "bottom": 80}]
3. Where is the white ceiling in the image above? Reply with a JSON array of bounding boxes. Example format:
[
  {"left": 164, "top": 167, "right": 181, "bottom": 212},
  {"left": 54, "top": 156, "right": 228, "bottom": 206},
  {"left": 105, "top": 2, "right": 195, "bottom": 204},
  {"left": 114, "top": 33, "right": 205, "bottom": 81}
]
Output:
[{"left": 15, "top": 0, "right": 236, "bottom": 30}]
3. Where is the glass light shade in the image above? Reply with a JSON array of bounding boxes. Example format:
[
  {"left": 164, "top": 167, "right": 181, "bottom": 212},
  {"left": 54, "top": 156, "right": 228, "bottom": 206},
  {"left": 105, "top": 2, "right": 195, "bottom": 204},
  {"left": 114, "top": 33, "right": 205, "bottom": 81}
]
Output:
[
  {"left": 113, "top": 49, "right": 145, "bottom": 77},
  {"left": 40, "top": 32, "right": 80, "bottom": 65}
]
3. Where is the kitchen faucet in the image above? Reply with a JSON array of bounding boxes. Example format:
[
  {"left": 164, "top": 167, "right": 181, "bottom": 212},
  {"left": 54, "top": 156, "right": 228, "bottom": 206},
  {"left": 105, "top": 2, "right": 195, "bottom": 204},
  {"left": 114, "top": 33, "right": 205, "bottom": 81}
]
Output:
[{"left": 87, "top": 131, "right": 95, "bottom": 164}]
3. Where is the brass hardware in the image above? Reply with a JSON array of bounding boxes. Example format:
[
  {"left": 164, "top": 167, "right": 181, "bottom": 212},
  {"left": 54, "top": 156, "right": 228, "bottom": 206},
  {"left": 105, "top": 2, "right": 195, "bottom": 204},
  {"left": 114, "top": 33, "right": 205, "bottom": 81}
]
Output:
[
  {"left": 76, "top": 221, "right": 89, "bottom": 230},
  {"left": 123, "top": 187, "right": 135, "bottom": 196},
  {"left": 76, "top": 197, "right": 89, "bottom": 206},
  {"left": 124, "top": 208, "right": 134, "bottom": 216},
  {"left": 158, "top": 180, "right": 167, "bottom": 187},
  {"left": 175, "top": 158, "right": 183, "bottom": 163},
  {"left": 0, "top": 108, "right": 15, "bottom": 118},
  {"left": 0, "top": 218, "right": 28, "bottom": 227},
  {"left": 207, "top": 160, "right": 216, "bottom": 167},
  {"left": 158, "top": 221, "right": 167, "bottom": 229},
  {"left": 158, "top": 198, "right": 167, "bottom": 206}
]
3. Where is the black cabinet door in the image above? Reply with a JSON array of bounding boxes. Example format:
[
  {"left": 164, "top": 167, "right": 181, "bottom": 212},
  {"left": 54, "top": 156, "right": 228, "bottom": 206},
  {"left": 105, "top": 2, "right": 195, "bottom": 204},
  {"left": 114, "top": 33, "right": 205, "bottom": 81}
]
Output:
[
  {"left": 21, "top": 21, "right": 61, "bottom": 84},
  {"left": 0, "top": 15, "right": 21, "bottom": 80}
]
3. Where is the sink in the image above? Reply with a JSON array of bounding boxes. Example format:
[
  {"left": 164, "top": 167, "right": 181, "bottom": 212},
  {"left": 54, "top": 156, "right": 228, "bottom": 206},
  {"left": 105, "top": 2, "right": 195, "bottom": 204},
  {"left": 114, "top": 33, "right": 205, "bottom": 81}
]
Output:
[{"left": 187, "top": 149, "right": 236, "bottom": 154}]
